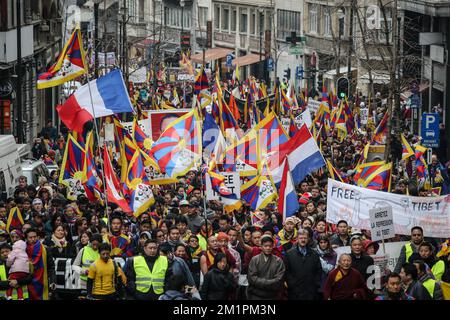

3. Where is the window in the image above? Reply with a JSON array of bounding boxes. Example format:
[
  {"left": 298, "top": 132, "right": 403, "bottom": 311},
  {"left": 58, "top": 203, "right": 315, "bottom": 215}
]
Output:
[
  {"left": 378, "top": 10, "right": 392, "bottom": 43},
  {"left": 222, "top": 7, "right": 229, "bottom": 31},
  {"left": 309, "top": 4, "right": 318, "bottom": 33},
  {"left": 276, "top": 9, "right": 301, "bottom": 40},
  {"left": 250, "top": 9, "right": 256, "bottom": 35},
  {"left": 139, "top": 0, "right": 145, "bottom": 22},
  {"left": 231, "top": 7, "right": 237, "bottom": 32},
  {"left": 258, "top": 11, "right": 264, "bottom": 35},
  {"left": 240, "top": 8, "right": 248, "bottom": 33},
  {"left": 215, "top": 4, "right": 220, "bottom": 29},
  {"left": 323, "top": 8, "right": 331, "bottom": 36},
  {"left": 199, "top": 6, "right": 208, "bottom": 28}
]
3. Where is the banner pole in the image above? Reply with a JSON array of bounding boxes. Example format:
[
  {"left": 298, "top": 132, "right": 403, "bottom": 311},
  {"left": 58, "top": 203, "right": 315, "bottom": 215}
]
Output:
[{"left": 86, "top": 77, "right": 111, "bottom": 233}]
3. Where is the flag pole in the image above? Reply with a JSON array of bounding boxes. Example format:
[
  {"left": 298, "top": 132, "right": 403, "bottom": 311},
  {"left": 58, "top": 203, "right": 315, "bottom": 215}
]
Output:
[{"left": 85, "top": 76, "right": 111, "bottom": 233}]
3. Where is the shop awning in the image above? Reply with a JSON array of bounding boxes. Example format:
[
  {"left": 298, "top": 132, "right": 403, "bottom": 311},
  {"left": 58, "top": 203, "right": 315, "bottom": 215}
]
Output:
[
  {"left": 191, "top": 48, "right": 233, "bottom": 64},
  {"left": 232, "top": 53, "right": 265, "bottom": 67}
]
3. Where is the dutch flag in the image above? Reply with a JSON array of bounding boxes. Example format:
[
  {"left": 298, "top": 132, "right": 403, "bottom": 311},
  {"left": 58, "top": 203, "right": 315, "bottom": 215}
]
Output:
[{"left": 278, "top": 159, "right": 299, "bottom": 221}]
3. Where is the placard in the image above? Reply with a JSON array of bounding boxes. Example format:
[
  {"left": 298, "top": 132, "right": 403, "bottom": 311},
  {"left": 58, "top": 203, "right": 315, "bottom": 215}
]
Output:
[
  {"left": 205, "top": 172, "right": 241, "bottom": 200},
  {"left": 369, "top": 206, "right": 395, "bottom": 241}
]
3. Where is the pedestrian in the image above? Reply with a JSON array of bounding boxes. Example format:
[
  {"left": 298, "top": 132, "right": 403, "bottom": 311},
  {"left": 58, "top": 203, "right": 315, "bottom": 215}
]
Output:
[
  {"left": 399, "top": 263, "right": 431, "bottom": 300},
  {"left": 394, "top": 226, "right": 425, "bottom": 273},
  {"left": 349, "top": 235, "right": 374, "bottom": 281},
  {"left": 375, "top": 273, "right": 414, "bottom": 300},
  {"left": 87, "top": 243, "right": 126, "bottom": 300},
  {"left": 284, "top": 229, "right": 322, "bottom": 300},
  {"left": 158, "top": 274, "right": 201, "bottom": 300},
  {"left": 247, "top": 235, "right": 285, "bottom": 300},
  {"left": 200, "top": 252, "right": 235, "bottom": 300},
  {"left": 330, "top": 220, "right": 350, "bottom": 249},
  {"left": 323, "top": 253, "right": 367, "bottom": 300},
  {"left": 5, "top": 240, "right": 30, "bottom": 299},
  {"left": 413, "top": 260, "right": 443, "bottom": 300},
  {"left": 72, "top": 233, "right": 102, "bottom": 292},
  {"left": 315, "top": 234, "right": 337, "bottom": 295}
]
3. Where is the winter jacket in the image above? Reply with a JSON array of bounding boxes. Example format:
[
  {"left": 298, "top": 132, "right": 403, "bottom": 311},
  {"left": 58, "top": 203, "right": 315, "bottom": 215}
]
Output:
[
  {"left": 284, "top": 245, "right": 322, "bottom": 300},
  {"left": 394, "top": 242, "right": 420, "bottom": 273},
  {"left": 418, "top": 273, "right": 443, "bottom": 300},
  {"left": 6, "top": 240, "right": 30, "bottom": 274},
  {"left": 315, "top": 247, "right": 337, "bottom": 291},
  {"left": 404, "top": 280, "right": 431, "bottom": 300},
  {"left": 349, "top": 253, "right": 374, "bottom": 280},
  {"left": 167, "top": 256, "right": 196, "bottom": 287},
  {"left": 247, "top": 253, "right": 285, "bottom": 300},
  {"left": 200, "top": 267, "right": 235, "bottom": 300}
]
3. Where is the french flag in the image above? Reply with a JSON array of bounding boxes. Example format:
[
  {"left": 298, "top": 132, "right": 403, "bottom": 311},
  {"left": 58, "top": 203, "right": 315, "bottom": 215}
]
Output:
[
  {"left": 272, "top": 125, "right": 325, "bottom": 186},
  {"left": 57, "top": 69, "right": 134, "bottom": 133},
  {"left": 278, "top": 159, "right": 299, "bottom": 221}
]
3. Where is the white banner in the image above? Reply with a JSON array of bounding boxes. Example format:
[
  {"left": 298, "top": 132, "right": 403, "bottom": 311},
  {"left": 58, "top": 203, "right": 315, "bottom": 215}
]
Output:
[
  {"left": 295, "top": 108, "right": 313, "bottom": 128},
  {"left": 307, "top": 99, "right": 323, "bottom": 115},
  {"left": 360, "top": 107, "right": 369, "bottom": 125},
  {"left": 55, "top": 258, "right": 82, "bottom": 290},
  {"left": 326, "top": 179, "right": 450, "bottom": 238}
]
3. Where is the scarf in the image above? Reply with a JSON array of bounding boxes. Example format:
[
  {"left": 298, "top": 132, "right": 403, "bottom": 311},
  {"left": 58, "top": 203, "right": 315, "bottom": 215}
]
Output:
[
  {"left": 110, "top": 233, "right": 130, "bottom": 257},
  {"left": 168, "top": 238, "right": 182, "bottom": 248},
  {"left": 26, "top": 240, "right": 49, "bottom": 300},
  {"left": 205, "top": 250, "right": 216, "bottom": 269},
  {"left": 189, "top": 246, "right": 203, "bottom": 259},
  {"left": 51, "top": 234, "right": 67, "bottom": 250}
]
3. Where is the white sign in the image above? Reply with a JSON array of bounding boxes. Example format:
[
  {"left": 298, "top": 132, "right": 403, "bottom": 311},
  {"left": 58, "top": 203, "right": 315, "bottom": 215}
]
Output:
[
  {"left": 307, "top": 99, "right": 323, "bottom": 115},
  {"left": 122, "top": 118, "right": 152, "bottom": 137},
  {"left": 360, "top": 108, "right": 369, "bottom": 125},
  {"left": 369, "top": 206, "right": 395, "bottom": 241},
  {"left": 55, "top": 258, "right": 81, "bottom": 290},
  {"left": 177, "top": 73, "right": 195, "bottom": 81},
  {"left": 296, "top": 108, "right": 313, "bottom": 128},
  {"left": 104, "top": 123, "right": 115, "bottom": 142},
  {"left": 205, "top": 172, "right": 241, "bottom": 200},
  {"left": 335, "top": 241, "right": 407, "bottom": 272},
  {"left": 129, "top": 67, "right": 147, "bottom": 83},
  {"left": 281, "top": 117, "right": 291, "bottom": 133},
  {"left": 326, "top": 178, "right": 450, "bottom": 238}
]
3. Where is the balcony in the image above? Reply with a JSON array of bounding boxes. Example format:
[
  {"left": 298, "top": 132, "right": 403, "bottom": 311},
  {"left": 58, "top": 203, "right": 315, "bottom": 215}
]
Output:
[{"left": 0, "top": 25, "right": 34, "bottom": 64}]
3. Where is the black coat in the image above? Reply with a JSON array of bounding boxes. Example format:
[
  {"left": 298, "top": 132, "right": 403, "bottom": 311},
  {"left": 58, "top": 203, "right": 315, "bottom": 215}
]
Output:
[
  {"left": 283, "top": 246, "right": 322, "bottom": 300},
  {"left": 349, "top": 253, "right": 374, "bottom": 280},
  {"left": 200, "top": 268, "right": 235, "bottom": 300}
]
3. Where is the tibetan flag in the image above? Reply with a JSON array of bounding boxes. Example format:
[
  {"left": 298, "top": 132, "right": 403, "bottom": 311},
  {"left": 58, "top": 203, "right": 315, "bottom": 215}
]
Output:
[
  {"left": 228, "top": 93, "right": 241, "bottom": 121},
  {"left": 353, "top": 161, "right": 392, "bottom": 192},
  {"left": 202, "top": 112, "right": 226, "bottom": 162},
  {"left": 59, "top": 133, "right": 87, "bottom": 200},
  {"left": 372, "top": 112, "right": 389, "bottom": 145},
  {"left": 132, "top": 118, "right": 153, "bottom": 154},
  {"left": 218, "top": 96, "right": 239, "bottom": 134},
  {"left": 281, "top": 88, "right": 293, "bottom": 113},
  {"left": 401, "top": 134, "right": 414, "bottom": 160},
  {"left": 37, "top": 27, "right": 87, "bottom": 89},
  {"left": 194, "top": 67, "right": 209, "bottom": 94},
  {"left": 56, "top": 69, "right": 134, "bottom": 133},
  {"left": 326, "top": 159, "right": 343, "bottom": 182},
  {"left": 6, "top": 207, "right": 24, "bottom": 234},
  {"left": 278, "top": 159, "right": 299, "bottom": 221},
  {"left": 151, "top": 109, "right": 202, "bottom": 178},
  {"left": 415, "top": 145, "right": 428, "bottom": 180},
  {"left": 125, "top": 151, "right": 155, "bottom": 217},
  {"left": 322, "top": 85, "right": 329, "bottom": 105},
  {"left": 83, "top": 131, "right": 102, "bottom": 193},
  {"left": 241, "top": 175, "right": 277, "bottom": 211},
  {"left": 103, "top": 147, "right": 132, "bottom": 213},
  {"left": 26, "top": 240, "right": 49, "bottom": 300}
]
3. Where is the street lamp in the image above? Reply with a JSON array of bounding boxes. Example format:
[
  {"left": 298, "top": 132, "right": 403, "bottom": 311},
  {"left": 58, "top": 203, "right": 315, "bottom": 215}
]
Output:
[
  {"left": 337, "top": 8, "right": 345, "bottom": 78},
  {"left": 258, "top": 7, "right": 264, "bottom": 80}
]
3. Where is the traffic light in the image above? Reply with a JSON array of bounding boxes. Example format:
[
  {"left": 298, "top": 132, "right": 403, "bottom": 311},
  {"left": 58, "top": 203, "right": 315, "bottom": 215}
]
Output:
[
  {"left": 180, "top": 31, "right": 190, "bottom": 51},
  {"left": 336, "top": 77, "right": 349, "bottom": 99},
  {"left": 284, "top": 67, "right": 291, "bottom": 81}
]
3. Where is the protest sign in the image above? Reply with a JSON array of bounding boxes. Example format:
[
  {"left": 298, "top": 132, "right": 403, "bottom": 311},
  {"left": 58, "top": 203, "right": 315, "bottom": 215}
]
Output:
[
  {"left": 148, "top": 109, "right": 190, "bottom": 141},
  {"left": 326, "top": 178, "right": 450, "bottom": 238},
  {"left": 206, "top": 172, "right": 241, "bottom": 200},
  {"left": 369, "top": 206, "right": 395, "bottom": 242},
  {"left": 360, "top": 107, "right": 369, "bottom": 125},
  {"left": 307, "top": 99, "right": 322, "bottom": 115},
  {"left": 281, "top": 117, "right": 291, "bottom": 133}
]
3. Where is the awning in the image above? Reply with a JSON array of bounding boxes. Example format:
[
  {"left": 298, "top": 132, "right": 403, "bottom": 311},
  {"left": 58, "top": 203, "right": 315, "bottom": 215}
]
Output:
[
  {"left": 232, "top": 53, "right": 265, "bottom": 67},
  {"left": 191, "top": 48, "right": 233, "bottom": 64}
]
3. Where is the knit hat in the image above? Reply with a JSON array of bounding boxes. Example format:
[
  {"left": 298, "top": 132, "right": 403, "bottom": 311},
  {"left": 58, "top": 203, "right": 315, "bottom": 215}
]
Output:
[
  {"left": 284, "top": 216, "right": 300, "bottom": 226},
  {"left": 299, "top": 192, "right": 312, "bottom": 204},
  {"left": 216, "top": 232, "right": 229, "bottom": 242},
  {"left": 10, "top": 229, "right": 24, "bottom": 239},
  {"left": 32, "top": 198, "right": 43, "bottom": 206},
  {"left": 363, "top": 240, "right": 380, "bottom": 254}
]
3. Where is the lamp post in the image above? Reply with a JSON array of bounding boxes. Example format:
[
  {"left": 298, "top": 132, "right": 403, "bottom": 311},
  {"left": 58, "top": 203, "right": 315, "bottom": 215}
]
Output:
[
  {"left": 337, "top": 8, "right": 345, "bottom": 79},
  {"left": 180, "top": 0, "right": 186, "bottom": 107},
  {"left": 258, "top": 7, "right": 264, "bottom": 80}
]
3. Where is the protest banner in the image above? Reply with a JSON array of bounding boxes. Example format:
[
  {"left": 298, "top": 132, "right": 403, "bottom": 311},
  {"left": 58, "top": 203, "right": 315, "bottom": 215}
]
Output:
[
  {"left": 205, "top": 172, "right": 241, "bottom": 200},
  {"left": 307, "top": 99, "right": 322, "bottom": 115},
  {"left": 360, "top": 107, "right": 369, "bottom": 125},
  {"left": 54, "top": 258, "right": 82, "bottom": 290},
  {"left": 369, "top": 206, "right": 395, "bottom": 242},
  {"left": 326, "top": 178, "right": 450, "bottom": 238}
]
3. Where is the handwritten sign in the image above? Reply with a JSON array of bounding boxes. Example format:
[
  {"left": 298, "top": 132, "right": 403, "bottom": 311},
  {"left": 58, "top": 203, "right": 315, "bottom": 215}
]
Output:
[{"left": 369, "top": 206, "right": 395, "bottom": 241}]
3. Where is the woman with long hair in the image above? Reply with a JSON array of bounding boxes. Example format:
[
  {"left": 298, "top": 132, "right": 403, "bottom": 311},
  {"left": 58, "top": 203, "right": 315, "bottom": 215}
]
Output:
[{"left": 200, "top": 252, "right": 235, "bottom": 300}]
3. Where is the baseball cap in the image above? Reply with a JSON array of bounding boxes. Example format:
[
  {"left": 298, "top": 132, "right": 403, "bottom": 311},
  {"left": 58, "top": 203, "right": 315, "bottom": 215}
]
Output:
[{"left": 179, "top": 200, "right": 189, "bottom": 207}]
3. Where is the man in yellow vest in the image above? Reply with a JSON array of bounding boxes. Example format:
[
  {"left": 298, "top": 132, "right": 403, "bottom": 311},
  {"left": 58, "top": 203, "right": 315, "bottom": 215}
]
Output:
[
  {"left": 125, "top": 239, "right": 169, "bottom": 300},
  {"left": 414, "top": 260, "right": 443, "bottom": 300},
  {"left": 394, "top": 226, "right": 424, "bottom": 273},
  {"left": 0, "top": 243, "right": 33, "bottom": 300},
  {"left": 72, "top": 234, "right": 103, "bottom": 292}
]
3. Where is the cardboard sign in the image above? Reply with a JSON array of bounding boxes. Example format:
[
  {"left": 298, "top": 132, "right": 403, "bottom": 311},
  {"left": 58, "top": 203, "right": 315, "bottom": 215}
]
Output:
[
  {"left": 307, "top": 99, "right": 322, "bottom": 115},
  {"left": 205, "top": 172, "right": 241, "bottom": 200},
  {"left": 360, "top": 108, "right": 369, "bottom": 125},
  {"left": 369, "top": 206, "right": 395, "bottom": 241}
]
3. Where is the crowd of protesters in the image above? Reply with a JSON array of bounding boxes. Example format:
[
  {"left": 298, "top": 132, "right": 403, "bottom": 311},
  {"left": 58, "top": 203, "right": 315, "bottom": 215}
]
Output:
[{"left": 1, "top": 74, "right": 450, "bottom": 301}]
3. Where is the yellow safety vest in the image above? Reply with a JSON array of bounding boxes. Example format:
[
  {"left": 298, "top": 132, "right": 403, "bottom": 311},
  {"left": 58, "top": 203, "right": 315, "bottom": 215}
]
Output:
[
  {"left": 423, "top": 278, "right": 436, "bottom": 299},
  {"left": 80, "top": 246, "right": 100, "bottom": 282},
  {"left": 0, "top": 263, "right": 29, "bottom": 300},
  {"left": 431, "top": 260, "right": 445, "bottom": 282},
  {"left": 0, "top": 264, "right": 6, "bottom": 299},
  {"left": 405, "top": 243, "right": 414, "bottom": 262},
  {"left": 134, "top": 255, "right": 168, "bottom": 294}
]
